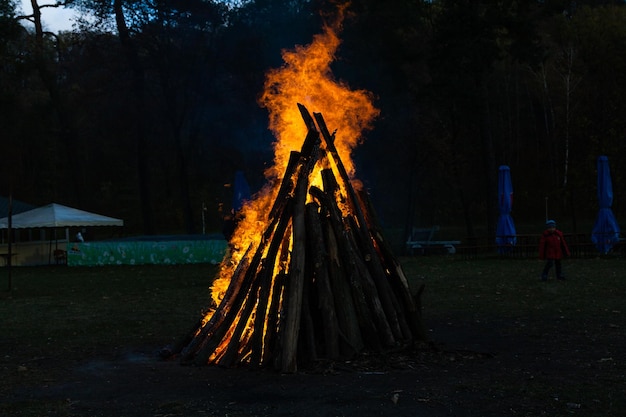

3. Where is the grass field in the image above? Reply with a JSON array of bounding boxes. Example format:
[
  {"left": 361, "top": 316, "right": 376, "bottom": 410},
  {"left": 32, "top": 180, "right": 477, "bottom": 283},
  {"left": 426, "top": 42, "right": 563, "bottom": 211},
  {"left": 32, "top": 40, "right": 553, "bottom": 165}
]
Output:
[
  {"left": 1, "top": 256, "right": 624, "bottom": 416},
  {"left": 1, "top": 264, "right": 219, "bottom": 357},
  {"left": 403, "top": 255, "right": 626, "bottom": 317}
]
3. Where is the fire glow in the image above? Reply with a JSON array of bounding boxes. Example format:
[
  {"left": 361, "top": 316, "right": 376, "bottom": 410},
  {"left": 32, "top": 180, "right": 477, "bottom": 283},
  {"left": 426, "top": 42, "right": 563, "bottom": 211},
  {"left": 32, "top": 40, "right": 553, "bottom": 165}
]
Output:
[{"left": 210, "top": 13, "right": 379, "bottom": 306}]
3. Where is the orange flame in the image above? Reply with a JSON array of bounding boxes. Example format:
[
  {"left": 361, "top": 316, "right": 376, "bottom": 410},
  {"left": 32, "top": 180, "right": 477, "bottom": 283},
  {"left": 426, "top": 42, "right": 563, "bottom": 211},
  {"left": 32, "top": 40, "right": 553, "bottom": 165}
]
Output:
[{"left": 206, "top": 8, "right": 379, "bottom": 323}]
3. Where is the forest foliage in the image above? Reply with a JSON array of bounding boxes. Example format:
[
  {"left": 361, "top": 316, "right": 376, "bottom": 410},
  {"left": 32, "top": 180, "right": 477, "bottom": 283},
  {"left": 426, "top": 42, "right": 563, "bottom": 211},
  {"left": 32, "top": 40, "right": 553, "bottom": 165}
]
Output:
[{"left": 1, "top": 0, "right": 625, "bottom": 242}]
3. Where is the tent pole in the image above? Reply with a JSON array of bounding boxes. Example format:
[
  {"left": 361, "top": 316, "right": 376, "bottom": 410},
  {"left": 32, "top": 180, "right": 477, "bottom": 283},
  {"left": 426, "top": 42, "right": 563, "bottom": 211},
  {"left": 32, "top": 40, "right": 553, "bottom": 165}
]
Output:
[
  {"left": 49, "top": 230, "right": 53, "bottom": 265},
  {"left": 7, "top": 193, "right": 12, "bottom": 291}
]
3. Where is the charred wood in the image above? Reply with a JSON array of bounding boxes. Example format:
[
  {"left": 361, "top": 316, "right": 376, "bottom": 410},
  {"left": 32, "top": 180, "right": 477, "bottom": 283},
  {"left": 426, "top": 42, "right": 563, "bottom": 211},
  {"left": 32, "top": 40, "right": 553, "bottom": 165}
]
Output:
[
  {"left": 300, "top": 255, "right": 317, "bottom": 364},
  {"left": 318, "top": 203, "right": 364, "bottom": 356},
  {"left": 313, "top": 112, "right": 404, "bottom": 343},
  {"left": 309, "top": 184, "right": 386, "bottom": 349},
  {"left": 356, "top": 188, "right": 428, "bottom": 342},
  {"left": 305, "top": 201, "right": 340, "bottom": 359},
  {"left": 280, "top": 159, "right": 310, "bottom": 373}
]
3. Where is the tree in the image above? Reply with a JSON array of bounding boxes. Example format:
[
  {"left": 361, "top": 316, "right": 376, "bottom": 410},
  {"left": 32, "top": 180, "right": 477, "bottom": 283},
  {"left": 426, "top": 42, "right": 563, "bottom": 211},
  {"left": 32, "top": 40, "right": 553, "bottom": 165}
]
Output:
[
  {"left": 0, "top": 0, "right": 24, "bottom": 194},
  {"left": 10, "top": 1, "right": 89, "bottom": 204},
  {"left": 4, "top": 0, "right": 626, "bottom": 241}
]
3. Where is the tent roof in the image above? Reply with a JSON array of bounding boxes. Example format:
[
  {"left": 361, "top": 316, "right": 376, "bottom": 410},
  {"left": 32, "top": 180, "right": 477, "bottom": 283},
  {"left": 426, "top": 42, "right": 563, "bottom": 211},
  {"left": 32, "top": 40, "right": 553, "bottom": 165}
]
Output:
[
  {"left": 0, "top": 196, "right": 37, "bottom": 218},
  {"left": 0, "top": 203, "right": 124, "bottom": 229}
]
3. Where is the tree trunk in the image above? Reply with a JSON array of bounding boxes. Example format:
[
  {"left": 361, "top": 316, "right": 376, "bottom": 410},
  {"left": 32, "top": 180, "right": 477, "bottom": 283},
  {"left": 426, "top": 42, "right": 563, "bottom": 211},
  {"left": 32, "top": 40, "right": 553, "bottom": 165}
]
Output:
[{"left": 114, "top": 0, "right": 154, "bottom": 234}]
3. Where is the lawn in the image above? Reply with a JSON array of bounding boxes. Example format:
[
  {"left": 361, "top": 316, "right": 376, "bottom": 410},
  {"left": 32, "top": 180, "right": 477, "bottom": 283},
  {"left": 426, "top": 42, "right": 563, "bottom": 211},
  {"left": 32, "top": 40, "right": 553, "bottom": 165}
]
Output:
[
  {"left": 403, "top": 256, "right": 626, "bottom": 318},
  {"left": 1, "top": 257, "right": 624, "bottom": 416},
  {"left": 1, "top": 265, "right": 217, "bottom": 357}
]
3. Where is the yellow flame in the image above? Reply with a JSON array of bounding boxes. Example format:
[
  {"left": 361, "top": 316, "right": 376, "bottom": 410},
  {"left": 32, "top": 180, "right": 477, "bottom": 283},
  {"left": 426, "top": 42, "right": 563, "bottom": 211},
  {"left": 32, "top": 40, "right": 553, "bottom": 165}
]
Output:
[{"left": 207, "top": 8, "right": 379, "bottom": 324}]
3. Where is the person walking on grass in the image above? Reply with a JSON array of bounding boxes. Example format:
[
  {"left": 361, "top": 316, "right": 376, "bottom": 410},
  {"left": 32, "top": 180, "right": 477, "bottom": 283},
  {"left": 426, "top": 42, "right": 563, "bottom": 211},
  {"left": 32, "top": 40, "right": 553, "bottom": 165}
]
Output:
[{"left": 539, "top": 219, "right": 571, "bottom": 281}]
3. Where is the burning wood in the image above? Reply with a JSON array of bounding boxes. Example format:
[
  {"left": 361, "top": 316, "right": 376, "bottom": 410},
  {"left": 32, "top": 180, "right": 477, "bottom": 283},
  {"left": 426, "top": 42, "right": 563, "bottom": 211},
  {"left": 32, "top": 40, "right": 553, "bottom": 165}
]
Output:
[
  {"left": 164, "top": 104, "right": 427, "bottom": 373},
  {"left": 163, "top": 10, "right": 427, "bottom": 373}
]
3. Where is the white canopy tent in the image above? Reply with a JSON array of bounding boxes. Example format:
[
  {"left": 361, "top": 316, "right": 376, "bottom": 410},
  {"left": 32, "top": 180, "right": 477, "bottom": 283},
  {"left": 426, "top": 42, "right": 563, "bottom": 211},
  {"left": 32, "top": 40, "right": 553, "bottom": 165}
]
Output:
[
  {"left": 0, "top": 203, "right": 123, "bottom": 266},
  {"left": 0, "top": 203, "right": 123, "bottom": 229}
]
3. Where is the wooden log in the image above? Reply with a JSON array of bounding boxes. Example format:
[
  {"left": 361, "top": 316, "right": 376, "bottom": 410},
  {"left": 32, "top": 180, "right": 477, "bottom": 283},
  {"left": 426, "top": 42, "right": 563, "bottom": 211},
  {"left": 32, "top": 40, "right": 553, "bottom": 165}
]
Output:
[
  {"left": 179, "top": 243, "right": 255, "bottom": 363},
  {"left": 343, "top": 215, "right": 398, "bottom": 347},
  {"left": 249, "top": 199, "right": 294, "bottom": 366},
  {"left": 318, "top": 170, "right": 397, "bottom": 345},
  {"left": 278, "top": 108, "right": 323, "bottom": 372},
  {"left": 267, "top": 151, "right": 300, "bottom": 221},
  {"left": 309, "top": 184, "right": 386, "bottom": 349},
  {"left": 267, "top": 229, "right": 292, "bottom": 368},
  {"left": 264, "top": 270, "right": 286, "bottom": 366},
  {"left": 313, "top": 112, "right": 404, "bottom": 342},
  {"left": 280, "top": 161, "right": 309, "bottom": 373},
  {"left": 220, "top": 199, "right": 295, "bottom": 367},
  {"left": 188, "top": 239, "right": 267, "bottom": 365},
  {"left": 356, "top": 187, "right": 428, "bottom": 342},
  {"left": 297, "top": 102, "right": 317, "bottom": 131},
  {"left": 188, "top": 182, "right": 298, "bottom": 365},
  {"left": 300, "top": 254, "right": 317, "bottom": 363},
  {"left": 342, "top": 241, "right": 385, "bottom": 349},
  {"left": 355, "top": 188, "right": 412, "bottom": 294},
  {"left": 217, "top": 273, "right": 263, "bottom": 367},
  {"left": 267, "top": 107, "right": 323, "bottom": 213},
  {"left": 345, "top": 214, "right": 412, "bottom": 342},
  {"left": 305, "top": 201, "right": 340, "bottom": 359},
  {"left": 181, "top": 119, "right": 322, "bottom": 367},
  {"left": 318, "top": 204, "right": 364, "bottom": 356}
]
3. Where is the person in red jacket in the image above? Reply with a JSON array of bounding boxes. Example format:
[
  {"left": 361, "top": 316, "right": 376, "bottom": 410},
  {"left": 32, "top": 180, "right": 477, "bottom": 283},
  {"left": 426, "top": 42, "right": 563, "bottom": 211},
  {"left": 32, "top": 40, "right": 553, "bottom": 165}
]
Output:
[{"left": 539, "top": 220, "right": 571, "bottom": 281}]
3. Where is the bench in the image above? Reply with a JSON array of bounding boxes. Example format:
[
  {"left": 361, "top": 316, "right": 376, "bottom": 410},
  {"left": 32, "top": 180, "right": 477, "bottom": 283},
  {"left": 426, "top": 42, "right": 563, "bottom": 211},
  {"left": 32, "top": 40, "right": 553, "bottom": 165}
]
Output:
[{"left": 406, "top": 226, "right": 461, "bottom": 255}]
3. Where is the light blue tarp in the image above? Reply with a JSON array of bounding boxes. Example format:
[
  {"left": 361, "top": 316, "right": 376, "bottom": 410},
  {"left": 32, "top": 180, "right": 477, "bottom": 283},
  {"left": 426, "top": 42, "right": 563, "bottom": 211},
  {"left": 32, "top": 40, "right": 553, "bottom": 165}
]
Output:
[
  {"left": 496, "top": 165, "right": 517, "bottom": 252},
  {"left": 591, "top": 156, "right": 620, "bottom": 254}
]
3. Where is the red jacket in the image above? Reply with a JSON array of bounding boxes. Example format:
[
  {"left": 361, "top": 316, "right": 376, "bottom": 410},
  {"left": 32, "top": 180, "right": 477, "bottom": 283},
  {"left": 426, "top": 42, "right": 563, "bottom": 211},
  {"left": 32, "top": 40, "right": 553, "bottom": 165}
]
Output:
[{"left": 539, "top": 229, "right": 571, "bottom": 260}]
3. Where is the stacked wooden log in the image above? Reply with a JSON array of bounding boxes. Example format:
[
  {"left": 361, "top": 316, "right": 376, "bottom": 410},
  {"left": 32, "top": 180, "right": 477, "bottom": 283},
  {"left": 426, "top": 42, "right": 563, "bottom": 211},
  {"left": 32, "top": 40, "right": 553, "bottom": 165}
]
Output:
[{"left": 166, "top": 104, "right": 426, "bottom": 373}]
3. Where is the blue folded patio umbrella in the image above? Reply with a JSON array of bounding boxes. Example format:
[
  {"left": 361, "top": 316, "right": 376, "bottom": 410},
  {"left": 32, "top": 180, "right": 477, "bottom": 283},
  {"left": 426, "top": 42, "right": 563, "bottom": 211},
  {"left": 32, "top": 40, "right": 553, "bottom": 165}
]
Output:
[
  {"left": 496, "top": 165, "right": 517, "bottom": 252},
  {"left": 591, "top": 156, "right": 620, "bottom": 254}
]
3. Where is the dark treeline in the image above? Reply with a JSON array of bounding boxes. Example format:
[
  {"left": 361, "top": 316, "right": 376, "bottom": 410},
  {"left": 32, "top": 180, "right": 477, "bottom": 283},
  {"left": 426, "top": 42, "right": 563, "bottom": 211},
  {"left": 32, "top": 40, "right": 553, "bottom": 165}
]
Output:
[{"left": 1, "top": 0, "right": 625, "bottom": 244}]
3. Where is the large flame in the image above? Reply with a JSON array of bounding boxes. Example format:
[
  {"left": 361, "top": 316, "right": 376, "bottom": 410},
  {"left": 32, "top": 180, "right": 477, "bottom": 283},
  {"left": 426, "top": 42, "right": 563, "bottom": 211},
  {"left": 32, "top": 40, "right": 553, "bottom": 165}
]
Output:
[{"left": 207, "top": 8, "right": 379, "bottom": 325}]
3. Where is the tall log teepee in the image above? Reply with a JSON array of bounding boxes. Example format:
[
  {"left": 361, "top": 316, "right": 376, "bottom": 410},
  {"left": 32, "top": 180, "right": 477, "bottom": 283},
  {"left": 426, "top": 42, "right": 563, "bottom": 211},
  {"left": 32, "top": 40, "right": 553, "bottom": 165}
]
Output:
[{"left": 164, "top": 104, "right": 426, "bottom": 373}]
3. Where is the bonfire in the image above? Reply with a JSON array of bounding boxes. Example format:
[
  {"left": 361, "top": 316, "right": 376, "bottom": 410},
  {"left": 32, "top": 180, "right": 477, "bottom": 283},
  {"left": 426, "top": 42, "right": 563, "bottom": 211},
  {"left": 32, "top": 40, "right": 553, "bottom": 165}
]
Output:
[{"left": 164, "top": 10, "right": 427, "bottom": 373}]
